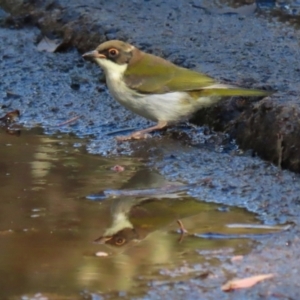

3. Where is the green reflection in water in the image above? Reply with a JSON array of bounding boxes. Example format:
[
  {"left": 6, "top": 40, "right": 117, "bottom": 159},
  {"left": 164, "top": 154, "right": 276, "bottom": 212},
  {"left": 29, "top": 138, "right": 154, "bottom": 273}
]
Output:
[{"left": 0, "top": 128, "right": 263, "bottom": 300}]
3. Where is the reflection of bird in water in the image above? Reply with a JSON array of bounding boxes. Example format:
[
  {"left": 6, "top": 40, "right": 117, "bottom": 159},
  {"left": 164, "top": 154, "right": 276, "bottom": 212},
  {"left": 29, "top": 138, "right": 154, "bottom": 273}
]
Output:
[
  {"left": 94, "top": 169, "right": 186, "bottom": 247},
  {"left": 94, "top": 197, "right": 149, "bottom": 246}
]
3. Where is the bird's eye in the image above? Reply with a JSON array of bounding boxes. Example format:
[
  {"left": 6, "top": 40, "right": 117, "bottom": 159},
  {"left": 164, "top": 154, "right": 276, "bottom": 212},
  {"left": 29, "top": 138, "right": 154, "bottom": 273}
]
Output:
[
  {"left": 114, "top": 237, "right": 126, "bottom": 246},
  {"left": 109, "top": 48, "right": 119, "bottom": 57}
]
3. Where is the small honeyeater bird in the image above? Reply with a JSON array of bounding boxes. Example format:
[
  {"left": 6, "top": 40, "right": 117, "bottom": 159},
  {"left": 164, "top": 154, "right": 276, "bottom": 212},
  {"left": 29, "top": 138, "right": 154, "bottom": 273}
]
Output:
[
  {"left": 83, "top": 40, "right": 269, "bottom": 141},
  {"left": 93, "top": 170, "right": 185, "bottom": 247}
]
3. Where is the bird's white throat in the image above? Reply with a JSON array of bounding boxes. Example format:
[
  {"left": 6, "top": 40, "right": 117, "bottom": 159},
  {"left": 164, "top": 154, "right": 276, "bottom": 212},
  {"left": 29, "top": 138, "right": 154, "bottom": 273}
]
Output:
[
  {"left": 95, "top": 58, "right": 127, "bottom": 80},
  {"left": 103, "top": 212, "right": 133, "bottom": 236}
]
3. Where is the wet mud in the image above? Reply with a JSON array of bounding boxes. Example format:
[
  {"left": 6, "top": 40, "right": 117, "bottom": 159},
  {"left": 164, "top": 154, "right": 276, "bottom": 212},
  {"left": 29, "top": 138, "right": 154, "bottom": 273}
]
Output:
[
  {"left": 1, "top": 0, "right": 300, "bottom": 171},
  {"left": 1, "top": 0, "right": 300, "bottom": 299}
]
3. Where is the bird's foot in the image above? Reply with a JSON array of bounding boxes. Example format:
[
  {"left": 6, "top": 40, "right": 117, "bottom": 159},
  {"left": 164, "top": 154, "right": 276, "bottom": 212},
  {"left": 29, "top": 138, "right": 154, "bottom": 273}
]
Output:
[
  {"left": 116, "top": 122, "right": 168, "bottom": 141},
  {"left": 116, "top": 131, "right": 151, "bottom": 141}
]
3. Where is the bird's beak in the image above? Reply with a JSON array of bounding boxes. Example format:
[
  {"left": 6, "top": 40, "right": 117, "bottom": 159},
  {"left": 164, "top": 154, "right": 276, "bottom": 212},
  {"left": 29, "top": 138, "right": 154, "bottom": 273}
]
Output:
[
  {"left": 82, "top": 50, "right": 106, "bottom": 59},
  {"left": 94, "top": 235, "right": 112, "bottom": 244}
]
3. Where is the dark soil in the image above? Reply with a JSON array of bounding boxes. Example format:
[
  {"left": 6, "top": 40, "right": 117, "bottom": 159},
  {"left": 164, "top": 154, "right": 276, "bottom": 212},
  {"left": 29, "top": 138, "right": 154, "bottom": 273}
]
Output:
[{"left": 1, "top": 0, "right": 300, "bottom": 299}]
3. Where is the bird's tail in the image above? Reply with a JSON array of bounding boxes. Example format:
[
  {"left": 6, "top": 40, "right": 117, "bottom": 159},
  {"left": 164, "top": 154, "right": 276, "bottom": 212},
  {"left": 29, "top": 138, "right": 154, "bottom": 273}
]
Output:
[{"left": 199, "top": 83, "right": 271, "bottom": 97}]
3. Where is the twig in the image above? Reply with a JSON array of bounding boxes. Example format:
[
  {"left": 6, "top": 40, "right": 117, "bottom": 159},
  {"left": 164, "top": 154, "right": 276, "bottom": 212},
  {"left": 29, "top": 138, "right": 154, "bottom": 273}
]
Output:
[{"left": 57, "top": 115, "right": 81, "bottom": 127}]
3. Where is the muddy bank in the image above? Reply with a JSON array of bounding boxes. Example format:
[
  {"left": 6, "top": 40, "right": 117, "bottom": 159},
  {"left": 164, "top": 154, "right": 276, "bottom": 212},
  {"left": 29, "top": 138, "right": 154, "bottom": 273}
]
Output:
[
  {"left": 1, "top": 0, "right": 300, "bottom": 171},
  {"left": 2, "top": 1, "right": 300, "bottom": 299}
]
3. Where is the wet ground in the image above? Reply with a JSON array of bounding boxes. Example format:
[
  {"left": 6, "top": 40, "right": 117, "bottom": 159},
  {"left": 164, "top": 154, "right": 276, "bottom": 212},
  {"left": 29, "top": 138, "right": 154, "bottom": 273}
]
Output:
[
  {"left": 2, "top": 0, "right": 300, "bottom": 169},
  {"left": 1, "top": 0, "right": 300, "bottom": 299}
]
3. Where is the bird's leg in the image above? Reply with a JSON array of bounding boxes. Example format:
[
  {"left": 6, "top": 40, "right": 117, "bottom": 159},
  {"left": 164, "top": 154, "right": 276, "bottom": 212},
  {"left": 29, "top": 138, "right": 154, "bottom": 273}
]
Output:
[
  {"left": 116, "top": 121, "right": 168, "bottom": 141},
  {"left": 177, "top": 219, "right": 188, "bottom": 243}
]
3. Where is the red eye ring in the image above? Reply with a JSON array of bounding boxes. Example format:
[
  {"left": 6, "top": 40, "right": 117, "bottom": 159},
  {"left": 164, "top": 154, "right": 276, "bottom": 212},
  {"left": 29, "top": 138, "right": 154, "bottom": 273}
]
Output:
[
  {"left": 115, "top": 237, "right": 125, "bottom": 246},
  {"left": 109, "top": 48, "right": 118, "bottom": 56}
]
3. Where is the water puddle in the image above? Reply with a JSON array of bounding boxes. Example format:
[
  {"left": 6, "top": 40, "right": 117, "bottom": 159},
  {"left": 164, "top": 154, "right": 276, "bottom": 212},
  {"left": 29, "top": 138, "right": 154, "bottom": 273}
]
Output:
[{"left": 0, "top": 128, "right": 280, "bottom": 299}]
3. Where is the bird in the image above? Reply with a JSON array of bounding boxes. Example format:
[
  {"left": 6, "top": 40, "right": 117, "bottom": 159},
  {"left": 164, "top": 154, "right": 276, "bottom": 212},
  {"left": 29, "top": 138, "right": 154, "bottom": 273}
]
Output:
[
  {"left": 93, "top": 170, "right": 186, "bottom": 247},
  {"left": 82, "top": 40, "right": 269, "bottom": 141}
]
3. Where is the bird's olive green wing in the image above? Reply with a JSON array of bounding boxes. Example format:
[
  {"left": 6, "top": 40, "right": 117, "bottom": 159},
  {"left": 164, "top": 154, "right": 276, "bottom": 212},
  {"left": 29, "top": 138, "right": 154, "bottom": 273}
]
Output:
[
  {"left": 124, "top": 53, "right": 271, "bottom": 97},
  {"left": 124, "top": 53, "right": 215, "bottom": 94}
]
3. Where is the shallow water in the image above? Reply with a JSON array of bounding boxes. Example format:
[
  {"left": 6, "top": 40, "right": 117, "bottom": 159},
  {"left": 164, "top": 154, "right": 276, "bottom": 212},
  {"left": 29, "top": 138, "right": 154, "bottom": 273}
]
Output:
[{"left": 0, "top": 127, "right": 278, "bottom": 299}]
